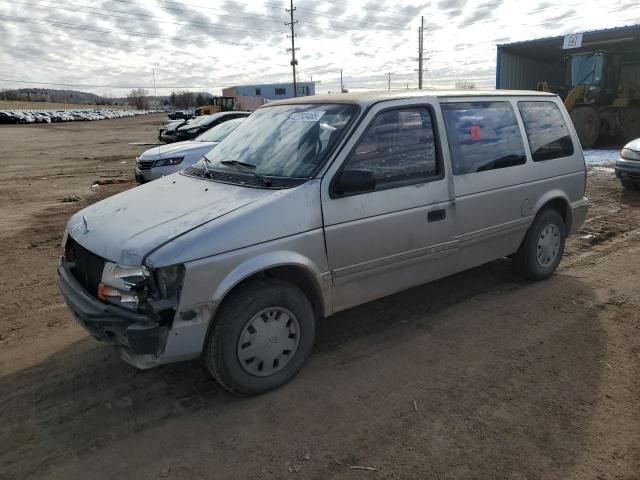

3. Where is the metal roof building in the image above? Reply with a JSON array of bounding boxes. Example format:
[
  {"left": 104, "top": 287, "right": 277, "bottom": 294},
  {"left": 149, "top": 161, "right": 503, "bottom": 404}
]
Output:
[{"left": 496, "top": 24, "right": 640, "bottom": 89}]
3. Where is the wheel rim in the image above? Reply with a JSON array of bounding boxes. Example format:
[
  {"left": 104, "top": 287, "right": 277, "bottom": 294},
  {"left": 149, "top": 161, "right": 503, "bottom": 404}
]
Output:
[
  {"left": 237, "top": 307, "right": 301, "bottom": 377},
  {"left": 536, "top": 224, "right": 561, "bottom": 267}
]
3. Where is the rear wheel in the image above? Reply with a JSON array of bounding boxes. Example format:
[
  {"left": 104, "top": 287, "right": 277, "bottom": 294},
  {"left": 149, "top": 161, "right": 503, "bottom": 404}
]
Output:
[
  {"left": 570, "top": 106, "right": 600, "bottom": 149},
  {"left": 513, "top": 209, "right": 566, "bottom": 280},
  {"left": 204, "top": 279, "right": 316, "bottom": 395}
]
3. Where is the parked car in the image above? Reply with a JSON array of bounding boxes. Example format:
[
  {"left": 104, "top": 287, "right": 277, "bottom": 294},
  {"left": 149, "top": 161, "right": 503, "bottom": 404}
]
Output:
[
  {"left": 58, "top": 91, "right": 589, "bottom": 395},
  {"left": 159, "top": 119, "right": 191, "bottom": 142},
  {"left": 136, "top": 118, "right": 246, "bottom": 183},
  {"left": 615, "top": 138, "right": 640, "bottom": 190},
  {"left": 0, "top": 111, "right": 20, "bottom": 124},
  {"left": 168, "top": 110, "right": 192, "bottom": 120},
  {"left": 174, "top": 111, "right": 249, "bottom": 141}
]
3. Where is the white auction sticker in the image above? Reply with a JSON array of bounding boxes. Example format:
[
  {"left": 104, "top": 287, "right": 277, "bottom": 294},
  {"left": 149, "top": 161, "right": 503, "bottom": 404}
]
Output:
[{"left": 288, "top": 111, "right": 326, "bottom": 122}]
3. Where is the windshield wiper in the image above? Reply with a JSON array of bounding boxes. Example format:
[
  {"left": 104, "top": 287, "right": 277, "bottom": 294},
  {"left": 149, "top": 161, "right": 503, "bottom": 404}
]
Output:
[
  {"left": 201, "top": 154, "right": 212, "bottom": 174},
  {"left": 220, "top": 160, "right": 272, "bottom": 187}
]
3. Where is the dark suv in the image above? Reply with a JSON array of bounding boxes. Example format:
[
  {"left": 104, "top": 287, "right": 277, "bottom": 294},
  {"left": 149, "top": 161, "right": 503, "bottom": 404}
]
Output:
[{"left": 174, "top": 111, "right": 250, "bottom": 141}]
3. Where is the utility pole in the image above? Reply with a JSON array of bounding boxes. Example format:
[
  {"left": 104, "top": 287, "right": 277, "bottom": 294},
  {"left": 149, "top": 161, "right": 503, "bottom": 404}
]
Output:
[
  {"left": 340, "top": 69, "right": 343, "bottom": 93},
  {"left": 152, "top": 68, "right": 158, "bottom": 106},
  {"left": 418, "top": 16, "right": 424, "bottom": 90},
  {"left": 386, "top": 72, "right": 392, "bottom": 91},
  {"left": 285, "top": 0, "right": 299, "bottom": 97}
]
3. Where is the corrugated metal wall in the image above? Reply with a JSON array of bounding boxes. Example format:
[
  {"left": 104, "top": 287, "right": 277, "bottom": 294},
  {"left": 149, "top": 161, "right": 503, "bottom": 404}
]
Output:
[
  {"left": 620, "top": 63, "right": 640, "bottom": 83},
  {"left": 497, "top": 50, "right": 564, "bottom": 90}
]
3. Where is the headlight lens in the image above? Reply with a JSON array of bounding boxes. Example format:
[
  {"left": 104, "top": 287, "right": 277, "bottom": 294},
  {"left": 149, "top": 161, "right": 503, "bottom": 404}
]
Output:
[
  {"left": 621, "top": 148, "right": 640, "bottom": 161},
  {"left": 98, "top": 262, "right": 149, "bottom": 309},
  {"left": 155, "top": 157, "right": 184, "bottom": 167}
]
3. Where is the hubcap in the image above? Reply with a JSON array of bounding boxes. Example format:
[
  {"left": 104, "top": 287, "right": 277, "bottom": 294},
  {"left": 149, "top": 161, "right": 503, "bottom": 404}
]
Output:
[
  {"left": 237, "top": 307, "right": 300, "bottom": 377},
  {"left": 536, "top": 223, "right": 561, "bottom": 267}
]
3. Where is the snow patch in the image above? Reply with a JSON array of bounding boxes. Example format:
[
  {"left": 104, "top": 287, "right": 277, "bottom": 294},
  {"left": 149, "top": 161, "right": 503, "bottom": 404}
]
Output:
[{"left": 583, "top": 149, "right": 619, "bottom": 166}]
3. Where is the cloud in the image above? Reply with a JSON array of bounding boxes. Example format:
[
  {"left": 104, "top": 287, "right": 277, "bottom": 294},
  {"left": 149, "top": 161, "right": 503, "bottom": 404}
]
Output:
[
  {"left": 541, "top": 9, "right": 578, "bottom": 30},
  {"left": 0, "top": 0, "right": 633, "bottom": 95},
  {"left": 462, "top": 8, "right": 493, "bottom": 25}
]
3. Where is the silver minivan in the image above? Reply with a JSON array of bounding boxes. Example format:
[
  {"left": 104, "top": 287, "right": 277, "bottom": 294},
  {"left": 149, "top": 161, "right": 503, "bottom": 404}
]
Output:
[{"left": 58, "top": 91, "right": 589, "bottom": 395}]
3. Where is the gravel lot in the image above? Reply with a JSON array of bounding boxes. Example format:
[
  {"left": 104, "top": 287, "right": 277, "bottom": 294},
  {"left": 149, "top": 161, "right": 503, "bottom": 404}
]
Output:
[{"left": 0, "top": 115, "right": 639, "bottom": 480}]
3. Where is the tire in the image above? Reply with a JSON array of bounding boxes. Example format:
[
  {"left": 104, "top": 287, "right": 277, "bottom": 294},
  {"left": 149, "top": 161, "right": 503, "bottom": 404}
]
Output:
[
  {"left": 570, "top": 107, "right": 600, "bottom": 149},
  {"left": 513, "top": 209, "right": 566, "bottom": 281},
  {"left": 618, "top": 106, "right": 640, "bottom": 141},
  {"left": 203, "top": 279, "right": 316, "bottom": 395},
  {"left": 621, "top": 179, "right": 640, "bottom": 190}
]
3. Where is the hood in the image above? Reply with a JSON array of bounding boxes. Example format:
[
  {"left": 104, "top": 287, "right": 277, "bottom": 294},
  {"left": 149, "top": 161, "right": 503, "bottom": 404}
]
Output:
[
  {"left": 139, "top": 141, "right": 215, "bottom": 161},
  {"left": 177, "top": 123, "right": 204, "bottom": 132},
  {"left": 625, "top": 138, "right": 640, "bottom": 152},
  {"left": 67, "top": 174, "right": 273, "bottom": 266},
  {"left": 165, "top": 120, "right": 189, "bottom": 132}
]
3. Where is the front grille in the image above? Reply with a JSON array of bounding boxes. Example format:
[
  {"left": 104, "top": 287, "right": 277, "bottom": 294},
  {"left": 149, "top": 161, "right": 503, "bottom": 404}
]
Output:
[
  {"left": 65, "top": 237, "right": 105, "bottom": 297},
  {"left": 137, "top": 159, "right": 155, "bottom": 170}
]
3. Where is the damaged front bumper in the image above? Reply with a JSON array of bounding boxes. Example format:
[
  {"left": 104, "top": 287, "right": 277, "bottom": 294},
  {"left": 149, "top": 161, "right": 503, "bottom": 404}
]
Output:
[{"left": 57, "top": 261, "right": 166, "bottom": 368}]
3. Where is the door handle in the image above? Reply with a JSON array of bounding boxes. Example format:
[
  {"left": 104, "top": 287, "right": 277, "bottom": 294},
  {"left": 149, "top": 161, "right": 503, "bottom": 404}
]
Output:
[{"left": 428, "top": 209, "right": 446, "bottom": 222}]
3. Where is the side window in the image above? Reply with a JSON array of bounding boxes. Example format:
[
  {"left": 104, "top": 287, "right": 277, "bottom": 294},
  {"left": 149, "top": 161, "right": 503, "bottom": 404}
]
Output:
[
  {"left": 441, "top": 101, "right": 527, "bottom": 175},
  {"left": 518, "top": 101, "right": 574, "bottom": 161},
  {"left": 275, "top": 88, "right": 286, "bottom": 95},
  {"left": 341, "top": 107, "right": 439, "bottom": 190}
]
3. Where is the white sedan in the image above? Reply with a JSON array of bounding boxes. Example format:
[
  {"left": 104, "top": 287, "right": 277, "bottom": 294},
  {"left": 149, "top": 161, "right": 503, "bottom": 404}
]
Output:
[
  {"left": 135, "top": 117, "right": 246, "bottom": 183},
  {"left": 615, "top": 138, "right": 640, "bottom": 190}
]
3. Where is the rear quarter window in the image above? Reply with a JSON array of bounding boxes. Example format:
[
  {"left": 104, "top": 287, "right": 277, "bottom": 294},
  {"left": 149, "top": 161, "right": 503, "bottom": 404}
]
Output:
[
  {"left": 441, "top": 101, "right": 527, "bottom": 175},
  {"left": 518, "top": 101, "right": 574, "bottom": 161}
]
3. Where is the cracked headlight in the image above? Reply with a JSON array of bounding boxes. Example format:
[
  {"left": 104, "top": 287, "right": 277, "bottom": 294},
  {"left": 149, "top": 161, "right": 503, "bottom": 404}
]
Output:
[
  {"left": 98, "top": 262, "right": 149, "bottom": 310},
  {"left": 155, "top": 157, "right": 184, "bottom": 167},
  {"left": 155, "top": 264, "right": 185, "bottom": 300}
]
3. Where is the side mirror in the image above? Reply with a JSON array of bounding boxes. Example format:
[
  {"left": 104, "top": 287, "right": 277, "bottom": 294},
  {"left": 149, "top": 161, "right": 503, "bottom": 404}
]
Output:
[{"left": 335, "top": 169, "right": 376, "bottom": 195}]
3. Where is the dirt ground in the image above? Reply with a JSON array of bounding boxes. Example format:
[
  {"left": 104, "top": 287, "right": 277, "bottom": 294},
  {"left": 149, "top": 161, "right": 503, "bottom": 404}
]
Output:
[{"left": 0, "top": 116, "right": 639, "bottom": 480}]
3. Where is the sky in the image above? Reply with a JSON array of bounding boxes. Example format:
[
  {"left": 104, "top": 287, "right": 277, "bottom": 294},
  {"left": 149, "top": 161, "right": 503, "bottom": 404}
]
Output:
[{"left": 0, "top": 0, "right": 638, "bottom": 97}]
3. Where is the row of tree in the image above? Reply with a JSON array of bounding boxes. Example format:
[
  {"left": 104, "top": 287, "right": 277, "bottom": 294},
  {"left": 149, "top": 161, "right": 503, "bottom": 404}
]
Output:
[
  {"left": 126, "top": 89, "right": 213, "bottom": 110},
  {"left": 168, "top": 91, "right": 212, "bottom": 108}
]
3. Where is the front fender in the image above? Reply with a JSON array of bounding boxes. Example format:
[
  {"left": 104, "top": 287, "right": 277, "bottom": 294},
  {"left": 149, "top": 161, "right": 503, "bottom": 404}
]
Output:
[{"left": 211, "top": 250, "right": 330, "bottom": 310}]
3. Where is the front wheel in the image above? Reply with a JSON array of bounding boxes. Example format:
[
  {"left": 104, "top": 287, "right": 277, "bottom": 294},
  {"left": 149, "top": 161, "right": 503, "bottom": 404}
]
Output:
[
  {"left": 204, "top": 279, "right": 316, "bottom": 395},
  {"left": 513, "top": 209, "right": 566, "bottom": 280}
]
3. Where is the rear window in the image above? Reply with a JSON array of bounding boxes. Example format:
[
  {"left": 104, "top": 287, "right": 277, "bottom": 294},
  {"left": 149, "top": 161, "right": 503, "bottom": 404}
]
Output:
[
  {"left": 518, "top": 101, "right": 574, "bottom": 161},
  {"left": 441, "top": 101, "right": 527, "bottom": 175}
]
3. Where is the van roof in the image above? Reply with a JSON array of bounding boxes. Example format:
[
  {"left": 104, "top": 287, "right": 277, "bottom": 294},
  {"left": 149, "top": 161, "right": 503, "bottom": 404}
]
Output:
[{"left": 265, "top": 89, "right": 556, "bottom": 108}]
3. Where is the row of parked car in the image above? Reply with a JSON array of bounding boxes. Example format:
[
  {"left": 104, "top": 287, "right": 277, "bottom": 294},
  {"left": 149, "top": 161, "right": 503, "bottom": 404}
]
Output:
[{"left": 0, "top": 109, "right": 160, "bottom": 124}]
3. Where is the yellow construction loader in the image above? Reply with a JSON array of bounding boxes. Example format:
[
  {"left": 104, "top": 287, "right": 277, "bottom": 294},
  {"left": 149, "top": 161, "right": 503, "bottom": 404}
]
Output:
[
  {"left": 538, "top": 51, "right": 640, "bottom": 148},
  {"left": 195, "top": 96, "right": 237, "bottom": 116}
]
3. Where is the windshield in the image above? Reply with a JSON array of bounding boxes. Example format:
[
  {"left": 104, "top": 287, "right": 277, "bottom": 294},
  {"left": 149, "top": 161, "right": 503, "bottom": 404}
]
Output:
[
  {"left": 190, "top": 103, "right": 358, "bottom": 178},
  {"left": 188, "top": 114, "right": 218, "bottom": 126},
  {"left": 570, "top": 53, "right": 604, "bottom": 87},
  {"left": 196, "top": 119, "right": 245, "bottom": 142}
]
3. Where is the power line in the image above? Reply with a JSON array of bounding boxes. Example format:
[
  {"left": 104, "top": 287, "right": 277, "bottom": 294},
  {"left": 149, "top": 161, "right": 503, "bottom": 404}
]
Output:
[
  {"left": 294, "top": 6, "right": 411, "bottom": 29},
  {"left": 106, "top": 0, "right": 286, "bottom": 23},
  {"left": 0, "top": 14, "right": 281, "bottom": 48},
  {"left": 3, "top": 0, "right": 285, "bottom": 36},
  {"left": 0, "top": 0, "right": 404, "bottom": 51}
]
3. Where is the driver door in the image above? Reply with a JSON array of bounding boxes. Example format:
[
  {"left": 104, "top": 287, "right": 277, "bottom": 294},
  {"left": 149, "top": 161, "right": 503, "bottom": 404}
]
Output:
[{"left": 321, "top": 101, "right": 456, "bottom": 312}]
